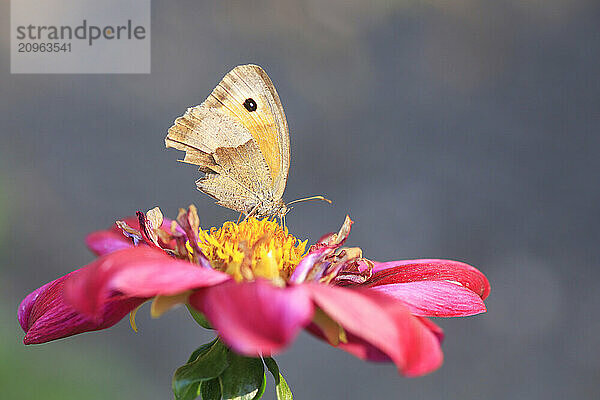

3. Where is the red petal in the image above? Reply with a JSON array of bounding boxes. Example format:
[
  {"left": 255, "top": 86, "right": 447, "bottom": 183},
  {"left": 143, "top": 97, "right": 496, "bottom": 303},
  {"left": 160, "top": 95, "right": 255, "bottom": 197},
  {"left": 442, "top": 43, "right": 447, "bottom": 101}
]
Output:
[
  {"left": 371, "top": 281, "right": 487, "bottom": 317},
  {"left": 305, "top": 284, "right": 443, "bottom": 376},
  {"left": 189, "top": 280, "right": 314, "bottom": 356},
  {"left": 369, "top": 259, "right": 490, "bottom": 300},
  {"left": 18, "top": 272, "right": 143, "bottom": 344},
  {"left": 64, "top": 247, "right": 229, "bottom": 317}
]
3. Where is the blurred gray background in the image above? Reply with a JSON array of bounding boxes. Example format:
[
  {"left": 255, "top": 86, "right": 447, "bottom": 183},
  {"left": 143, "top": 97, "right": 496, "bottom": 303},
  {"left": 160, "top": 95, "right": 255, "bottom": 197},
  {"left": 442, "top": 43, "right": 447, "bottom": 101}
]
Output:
[{"left": 1, "top": 1, "right": 599, "bottom": 399}]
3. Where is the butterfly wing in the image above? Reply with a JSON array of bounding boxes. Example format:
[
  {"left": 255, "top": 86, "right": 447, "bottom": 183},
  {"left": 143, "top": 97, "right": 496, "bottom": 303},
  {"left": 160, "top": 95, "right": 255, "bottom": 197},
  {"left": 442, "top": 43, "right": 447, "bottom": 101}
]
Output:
[
  {"left": 203, "top": 64, "right": 290, "bottom": 198},
  {"left": 165, "top": 64, "right": 290, "bottom": 213},
  {"left": 197, "top": 141, "right": 273, "bottom": 212}
]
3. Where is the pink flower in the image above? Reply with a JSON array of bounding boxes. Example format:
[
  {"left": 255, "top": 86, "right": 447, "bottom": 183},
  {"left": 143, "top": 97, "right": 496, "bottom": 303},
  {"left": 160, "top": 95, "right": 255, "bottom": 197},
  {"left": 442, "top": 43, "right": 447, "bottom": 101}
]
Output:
[{"left": 18, "top": 206, "right": 489, "bottom": 377}]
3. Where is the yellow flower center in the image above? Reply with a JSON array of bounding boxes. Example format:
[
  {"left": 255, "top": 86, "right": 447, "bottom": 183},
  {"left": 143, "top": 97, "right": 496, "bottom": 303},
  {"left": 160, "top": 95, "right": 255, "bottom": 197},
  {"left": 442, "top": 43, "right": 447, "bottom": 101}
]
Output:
[{"left": 197, "top": 217, "right": 308, "bottom": 284}]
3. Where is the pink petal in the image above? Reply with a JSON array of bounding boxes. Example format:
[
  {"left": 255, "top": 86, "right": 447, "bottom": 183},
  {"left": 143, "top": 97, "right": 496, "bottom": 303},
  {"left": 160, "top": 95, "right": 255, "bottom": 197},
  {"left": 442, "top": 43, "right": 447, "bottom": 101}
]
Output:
[
  {"left": 86, "top": 230, "right": 134, "bottom": 256},
  {"left": 64, "top": 247, "right": 230, "bottom": 317},
  {"left": 370, "top": 259, "right": 491, "bottom": 300},
  {"left": 370, "top": 281, "right": 487, "bottom": 317},
  {"left": 417, "top": 317, "right": 444, "bottom": 343},
  {"left": 189, "top": 280, "right": 314, "bottom": 356},
  {"left": 18, "top": 272, "right": 143, "bottom": 344},
  {"left": 308, "top": 317, "right": 444, "bottom": 363},
  {"left": 290, "top": 216, "right": 355, "bottom": 283},
  {"left": 86, "top": 216, "right": 139, "bottom": 256},
  {"left": 19, "top": 279, "right": 58, "bottom": 332},
  {"left": 289, "top": 248, "right": 330, "bottom": 283},
  {"left": 85, "top": 216, "right": 178, "bottom": 256},
  {"left": 306, "top": 323, "right": 391, "bottom": 362},
  {"left": 305, "top": 284, "right": 443, "bottom": 376}
]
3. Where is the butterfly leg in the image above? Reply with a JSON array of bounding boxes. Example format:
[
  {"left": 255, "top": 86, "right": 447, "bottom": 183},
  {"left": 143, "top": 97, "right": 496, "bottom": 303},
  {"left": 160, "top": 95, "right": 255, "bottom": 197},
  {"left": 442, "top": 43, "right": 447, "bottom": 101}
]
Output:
[
  {"left": 236, "top": 212, "right": 243, "bottom": 224},
  {"left": 243, "top": 204, "right": 260, "bottom": 222}
]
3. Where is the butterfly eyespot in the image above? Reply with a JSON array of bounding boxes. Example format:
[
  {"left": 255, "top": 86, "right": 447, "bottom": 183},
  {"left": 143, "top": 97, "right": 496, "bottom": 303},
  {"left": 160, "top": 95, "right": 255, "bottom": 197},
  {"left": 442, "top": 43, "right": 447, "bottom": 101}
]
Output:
[{"left": 243, "top": 98, "right": 257, "bottom": 112}]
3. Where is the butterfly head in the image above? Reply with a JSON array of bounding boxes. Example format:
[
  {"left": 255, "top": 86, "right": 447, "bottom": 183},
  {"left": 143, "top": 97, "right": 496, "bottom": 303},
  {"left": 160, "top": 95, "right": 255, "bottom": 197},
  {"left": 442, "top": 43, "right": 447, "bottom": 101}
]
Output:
[
  {"left": 275, "top": 201, "right": 289, "bottom": 220},
  {"left": 251, "top": 199, "right": 288, "bottom": 220}
]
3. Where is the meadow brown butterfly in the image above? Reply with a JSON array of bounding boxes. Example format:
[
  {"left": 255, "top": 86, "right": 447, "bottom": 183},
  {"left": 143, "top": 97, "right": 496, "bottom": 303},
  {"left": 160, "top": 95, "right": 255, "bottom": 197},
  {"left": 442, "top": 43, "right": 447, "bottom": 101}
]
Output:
[{"left": 165, "top": 64, "right": 329, "bottom": 221}]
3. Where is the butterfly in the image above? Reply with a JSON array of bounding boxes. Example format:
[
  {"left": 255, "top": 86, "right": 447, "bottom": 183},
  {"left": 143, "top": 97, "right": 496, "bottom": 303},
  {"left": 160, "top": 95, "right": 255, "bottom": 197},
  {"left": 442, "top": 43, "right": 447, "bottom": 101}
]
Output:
[{"left": 165, "top": 64, "right": 329, "bottom": 222}]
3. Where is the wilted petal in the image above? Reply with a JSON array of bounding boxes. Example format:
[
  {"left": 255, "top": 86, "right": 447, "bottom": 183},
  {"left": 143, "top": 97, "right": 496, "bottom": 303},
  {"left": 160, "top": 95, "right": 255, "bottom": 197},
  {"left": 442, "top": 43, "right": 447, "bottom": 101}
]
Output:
[
  {"left": 64, "top": 247, "right": 230, "bottom": 317},
  {"left": 370, "top": 281, "right": 487, "bottom": 317},
  {"left": 311, "top": 215, "right": 353, "bottom": 250},
  {"left": 290, "top": 217, "right": 356, "bottom": 284},
  {"left": 289, "top": 248, "right": 330, "bottom": 283},
  {"left": 306, "top": 284, "right": 443, "bottom": 376},
  {"left": 369, "top": 259, "right": 490, "bottom": 300},
  {"left": 189, "top": 280, "right": 314, "bottom": 356},
  {"left": 18, "top": 273, "right": 143, "bottom": 344}
]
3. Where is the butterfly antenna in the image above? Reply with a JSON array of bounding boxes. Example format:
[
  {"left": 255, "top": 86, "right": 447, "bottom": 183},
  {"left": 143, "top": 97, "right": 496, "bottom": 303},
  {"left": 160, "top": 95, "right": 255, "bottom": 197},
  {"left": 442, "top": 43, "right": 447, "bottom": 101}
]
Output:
[
  {"left": 280, "top": 197, "right": 329, "bottom": 226},
  {"left": 286, "top": 195, "right": 332, "bottom": 206}
]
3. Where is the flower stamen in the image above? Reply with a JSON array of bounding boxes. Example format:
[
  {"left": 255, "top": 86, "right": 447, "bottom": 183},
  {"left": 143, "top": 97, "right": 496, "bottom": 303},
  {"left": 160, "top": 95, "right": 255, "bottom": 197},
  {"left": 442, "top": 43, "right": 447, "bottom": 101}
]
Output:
[{"left": 197, "top": 217, "right": 307, "bottom": 282}]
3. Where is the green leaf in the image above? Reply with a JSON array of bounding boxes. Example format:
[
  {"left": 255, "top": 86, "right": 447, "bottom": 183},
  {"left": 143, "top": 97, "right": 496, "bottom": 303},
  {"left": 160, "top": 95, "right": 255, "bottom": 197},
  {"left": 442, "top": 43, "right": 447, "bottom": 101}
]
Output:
[
  {"left": 254, "top": 372, "right": 266, "bottom": 400},
  {"left": 187, "top": 305, "right": 213, "bottom": 329},
  {"left": 263, "top": 358, "right": 293, "bottom": 400},
  {"left": 187, "top": 339, "right": 218, "bottom": 363},
  {"left": 177, "top": 381, "right": 201, "bottom": 400},
  {"left": 220, "top": 352, "right": 266, "bottom": 400},
  {"left": 200, "top": 378, "right": 222, "bottom": 400},
  {"left": 173, "top": 339, "right": 230, "bottom": 400}
]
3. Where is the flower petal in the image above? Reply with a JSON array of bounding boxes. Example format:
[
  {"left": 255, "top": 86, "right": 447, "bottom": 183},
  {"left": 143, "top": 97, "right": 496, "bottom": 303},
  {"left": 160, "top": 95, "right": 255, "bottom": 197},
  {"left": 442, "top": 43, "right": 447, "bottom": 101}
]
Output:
[
  {"left": 18, "top": 273, "right": 143, "bottom": 344},
  {"left": 85, "top": 216, "right": 140, "bottom": 256},
  {"left": 288, "top": 248, "right": 329, "bottom": 283},
  {"left": 305, "top": 284, "right": 443, "bottom": 376},
  {"left": 370, "top": 259, "right": 490, "bottom": 300},
  {"left": 417, "top": 317, "right": 444, "bottom": 343},
  {"left": 85, "top": 216, "right": 178, "bottom": 256},
  {"left": 308, "top": 316, "right": 444, "bottom": 363},
  {"left": 370, "top": 281, "right": 487, "bottom": 317},
  {"left": 85, "top": 230, "right": 134, "bottom": 256},
  {"left": 18, "top": 279, "right": 56, "bottom": 332},
  {"left": 290, "top": 216, "right": 355, "bottom": 284},
  {"left": 306, "top": 323, "right": 391, "bottom": 362},
  {"left": 64, "top": 247, "right": 230, "bottom": 317},
  {"left": 189, "top": 280, "right": 314, "bottom": 356}
]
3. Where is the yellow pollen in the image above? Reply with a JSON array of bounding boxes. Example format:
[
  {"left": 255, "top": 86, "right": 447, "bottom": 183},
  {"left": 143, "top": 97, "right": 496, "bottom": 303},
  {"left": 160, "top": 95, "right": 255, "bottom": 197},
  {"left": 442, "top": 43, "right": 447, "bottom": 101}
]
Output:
[
  {"left": 197, "top": 217, "right": 307, "bottom": 282},
  {"left": 185, "top": 240, "right": 195, "bottom": 262}
]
